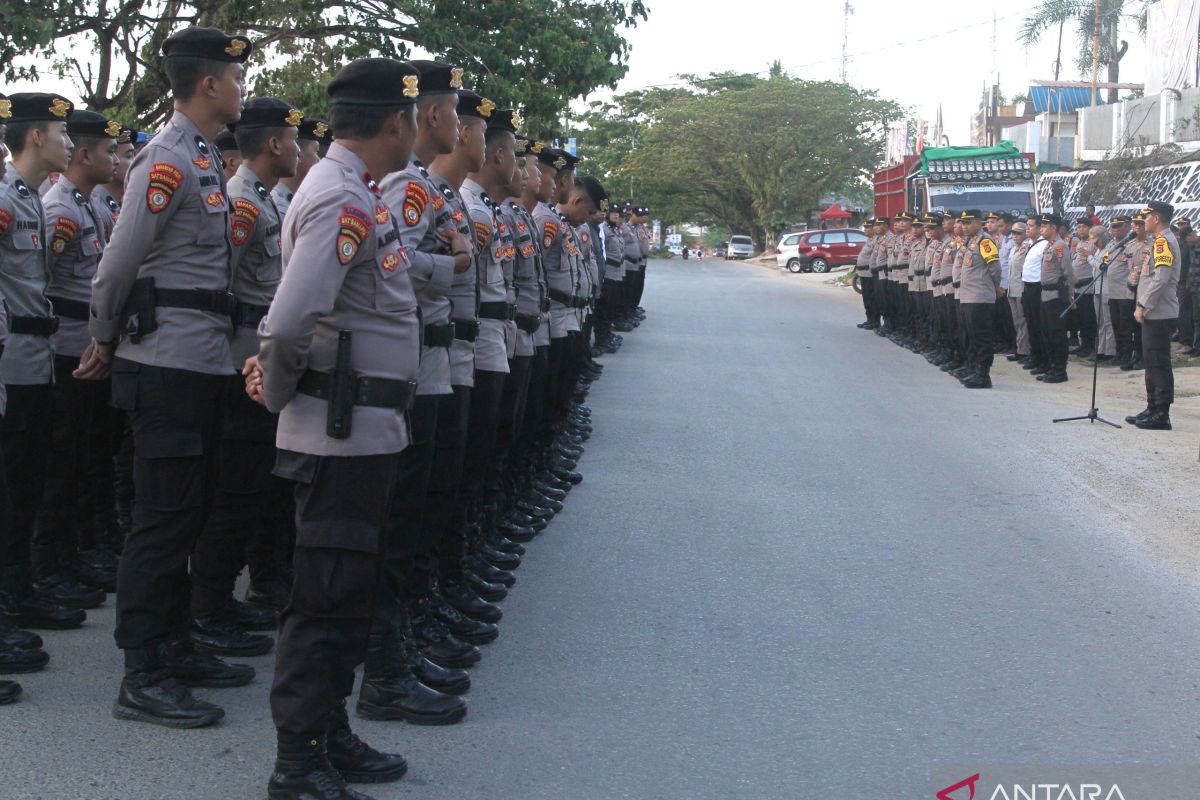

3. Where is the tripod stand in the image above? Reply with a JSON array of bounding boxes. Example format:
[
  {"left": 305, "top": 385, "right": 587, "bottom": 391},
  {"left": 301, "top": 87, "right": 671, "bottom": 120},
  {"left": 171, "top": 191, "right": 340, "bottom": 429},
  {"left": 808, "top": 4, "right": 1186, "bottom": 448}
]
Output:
[{"left": 1052, "top": 244, "right": 1124, "bottom": 428}]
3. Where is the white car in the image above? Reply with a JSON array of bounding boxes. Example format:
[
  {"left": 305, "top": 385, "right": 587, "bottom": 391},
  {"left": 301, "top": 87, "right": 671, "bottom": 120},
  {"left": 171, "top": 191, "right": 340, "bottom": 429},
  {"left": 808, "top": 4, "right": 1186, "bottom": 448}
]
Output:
[
  {"left": 667, "top": 245, "right": 684, "bottom": 256},
  {"left": 775, "top": 232, "right": 803, "bottom": 270},
  {"left": 726, "top": 235, "right": 754, "bottom": 259}
]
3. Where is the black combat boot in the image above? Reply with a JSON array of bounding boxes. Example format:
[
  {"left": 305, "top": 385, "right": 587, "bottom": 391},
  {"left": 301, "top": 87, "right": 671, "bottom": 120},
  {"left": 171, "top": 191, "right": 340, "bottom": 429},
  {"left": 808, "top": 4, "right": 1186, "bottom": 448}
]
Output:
[
  {"left": 245, "top": 578, "right": 290, "bottom": 612},
  {"left": 113, "top": 646, "right": 224, "bottom": 728},
  {"left": 0, "top": 679, "right": 21, "bottom": 704},
  {"left": 191, "top": 607, "right": 275, "bottom": 657},
  {"left": 0, "top": 638, "right": 49, "bottom": 674},
  {"left": 268, "top": 731, "right": 376, "bottom": 800},
  {"left": 1135, "top": 406, "right": 1172, "bottom": 430},
  {"left": 354, "top": 632, "right": 467, "bottom": 725},
  {"left": 0, "top": 615, "right": 42, "bottom": 651},
  {"left": 327, "top": 702, "right": 408, "bottom": 783},
  {"left": 395, "top": 609, "right": 470, "bottom": 694},
  {"left": 411, "top": 605, "right": 481, "bottom": 669},
  {"left": 1125, "top": 406, "right": 1153, "bottom": 424},
  {"left": 441, "top": 579, "right": 502, "bottom": 624},
  {"left": 159, "top": 637, "right": 255, "bottom": 688},
  {"left": 0, "top": 566, "right": 86, "bottom": 630},
  {"left": 961, "top": 370, "right": 992, "bottom": 389}
]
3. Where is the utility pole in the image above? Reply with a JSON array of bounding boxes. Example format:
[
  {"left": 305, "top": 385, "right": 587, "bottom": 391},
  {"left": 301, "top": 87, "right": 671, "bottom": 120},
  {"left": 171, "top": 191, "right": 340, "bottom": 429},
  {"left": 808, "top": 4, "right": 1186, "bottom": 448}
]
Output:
[
  {"left": 1089, "top": 0, "right": 1101, "bottom": 106},
  {"left": 840, "top": 1, "right": 853, "bottom": 83}
]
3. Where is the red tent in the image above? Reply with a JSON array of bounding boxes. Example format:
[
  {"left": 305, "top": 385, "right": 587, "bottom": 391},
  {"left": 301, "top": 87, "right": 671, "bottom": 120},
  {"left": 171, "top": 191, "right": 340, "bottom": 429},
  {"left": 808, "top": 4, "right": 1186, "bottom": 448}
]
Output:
[{"left": 817, "top": 203, "right": 852, "bottom": 220}]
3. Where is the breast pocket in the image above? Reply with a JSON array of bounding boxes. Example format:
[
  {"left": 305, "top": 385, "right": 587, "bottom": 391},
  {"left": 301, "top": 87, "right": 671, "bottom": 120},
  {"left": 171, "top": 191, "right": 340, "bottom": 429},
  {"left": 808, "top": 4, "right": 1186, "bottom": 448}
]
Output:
[
  {"left": 195, "top": 190, "right": 228, "bottom": 246},
  {"left": 256, "top": 236, "right": 282, "bottom": 283},
  {"left": 4, "top": 229, "right": 44, "bottom": 278},
  {"left": 73, "top": 235, "right": 103, "bottom": 278},
  {"left": 374, "top": 242, "right": 413, "bottom": 312}
]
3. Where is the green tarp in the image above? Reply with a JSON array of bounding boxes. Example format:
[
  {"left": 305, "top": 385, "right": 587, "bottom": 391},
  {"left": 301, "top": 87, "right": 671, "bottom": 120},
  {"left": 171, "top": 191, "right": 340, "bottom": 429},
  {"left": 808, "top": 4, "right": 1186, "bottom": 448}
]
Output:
[{"left": 919, "top": 141, "right": 1022, "bottom": 173}]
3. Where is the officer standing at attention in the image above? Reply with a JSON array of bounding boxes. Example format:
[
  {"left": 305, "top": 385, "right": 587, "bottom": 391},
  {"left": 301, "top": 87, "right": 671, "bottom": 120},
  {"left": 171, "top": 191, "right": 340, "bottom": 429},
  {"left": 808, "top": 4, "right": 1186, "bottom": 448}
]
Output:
[
  {"left": 36, "top": 110, "right": 120, "bottom": 605},
  {"left": 188, "top": 97, "right": 301, "bottom": 659},
  {"left": 956, "top": 210, "right": 1001, "bottom": 388},
  {"left": 1037, "top": 213, "right": 1071, "bottom": 384},
  {"left": 870, "top": 217, "right": 892, "bottom": 335},
  {"left": 84, "top": 26, "right": 253, "bottom": 727},
  {"left": 1126, "top": 201, "right": 1180, "bottom": 430},
  {"left": 0, "top": 92, "right": 83, "bottom": 632},
  {"left": 271, "top": 117, "right": 329, "bottom": 221},
  {"left": 855, "top": 218, "right": 879, "bottom": 329},
  {"left": 249, "top": 57, "right": 420, "bottom": 800}
]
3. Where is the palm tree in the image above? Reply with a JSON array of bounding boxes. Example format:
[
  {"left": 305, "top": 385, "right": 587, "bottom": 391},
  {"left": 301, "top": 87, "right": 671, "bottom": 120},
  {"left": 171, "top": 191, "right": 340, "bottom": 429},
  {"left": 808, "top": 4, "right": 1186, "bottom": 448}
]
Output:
[{"left": 1018, "top": 0, "right": 1132, "bottom": 103}]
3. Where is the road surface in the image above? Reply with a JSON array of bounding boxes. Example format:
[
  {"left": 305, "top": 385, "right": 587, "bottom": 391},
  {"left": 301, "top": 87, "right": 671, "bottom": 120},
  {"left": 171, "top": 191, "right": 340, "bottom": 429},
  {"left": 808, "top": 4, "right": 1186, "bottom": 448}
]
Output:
[{"left": 8, "top": 257, "right": 1200, "bottom": 799}]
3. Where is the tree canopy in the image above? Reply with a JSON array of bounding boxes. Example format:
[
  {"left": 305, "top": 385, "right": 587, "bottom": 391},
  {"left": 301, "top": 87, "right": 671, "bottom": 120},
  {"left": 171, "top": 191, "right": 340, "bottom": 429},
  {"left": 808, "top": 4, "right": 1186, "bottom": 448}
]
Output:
[
  {"left": 1, "top": 0, "right": 648, "bottom": 132},
  {"left": 570, "top": 70, "right": 901, "bottom": 249}
]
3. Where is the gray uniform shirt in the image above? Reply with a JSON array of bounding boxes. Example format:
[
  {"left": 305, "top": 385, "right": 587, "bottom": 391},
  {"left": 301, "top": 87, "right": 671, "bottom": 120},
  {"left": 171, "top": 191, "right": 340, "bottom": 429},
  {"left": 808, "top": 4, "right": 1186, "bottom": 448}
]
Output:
[
  {"left": 460, "top": 178, "right": 510, "bottom": 375},
  {"left": 1040, "top": 237, "right": 1070, "bottom": 303},
  {"left": 89, "top": 110, "right": 234, "bottom": 374},
  {"left": 1099, "top": 235, "right": 1133, "bottom": 301},
  {"left": 270, "top": 184, "right": 294, "bottom": 222},
  {"left": 380, "top": 160, "right": 457, "bottom": 396},
  {"left": 428, "top": 169, "right": 478, "bottom": 387},
  {"left": 91, "top": 185, "right": 120, "bottom": 241},
  {"left": 603, "top": 222, "right": 625, "bottom": 282},
  {"left": 44, "top": 175, "right": 107, "bottom": 358},
  {"left": 856, "top": 234, "right": 877, "bottom": 276},
  {"left": 1138, "top": 230, "right": 1181, "bottom": 319},
  {"left": 257, "top": 142, "right": 419, "bottom": 457},
  {"left": 534, "top": 202, "right": 579, "bottom": 338},
  {"left": 0, "top": 168, "right": 55, "bottom": 385},
  {"left": 959, "top": 232, "right": 1001, "bottom": 304},
  {"left": 513, "top": 202, "right": 550, "bottom": 348},
  {"left": 498, "top": 200, "right": 536, "bottom": 357},
  {"left": 227, "top": 164, "right": 282, "bottom": 372}
]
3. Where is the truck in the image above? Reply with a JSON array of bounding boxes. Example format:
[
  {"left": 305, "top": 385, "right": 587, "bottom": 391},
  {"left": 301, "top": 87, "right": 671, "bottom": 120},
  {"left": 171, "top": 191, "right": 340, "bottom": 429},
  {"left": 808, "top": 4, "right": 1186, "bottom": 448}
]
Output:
[{"left": 874, "top": 142, "right": 1039, "bottom": 220}]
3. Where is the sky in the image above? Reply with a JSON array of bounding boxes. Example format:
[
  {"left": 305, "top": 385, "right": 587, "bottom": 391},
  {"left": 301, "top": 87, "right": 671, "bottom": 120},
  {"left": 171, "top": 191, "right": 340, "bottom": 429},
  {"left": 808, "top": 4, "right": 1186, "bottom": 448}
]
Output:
[{"left": 5, "top": 0, "right": 1150, "bottom": 147}]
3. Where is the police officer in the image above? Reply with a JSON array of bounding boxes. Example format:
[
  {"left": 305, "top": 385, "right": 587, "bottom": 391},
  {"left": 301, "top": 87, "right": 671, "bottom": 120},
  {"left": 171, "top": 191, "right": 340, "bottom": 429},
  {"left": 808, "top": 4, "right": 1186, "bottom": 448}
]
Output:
[
  {"left": 188, "top": 97, "right": 302, "bottom": 659},
  {"left": 0, "top": 92, "right": 85, "bottom": 638},
  {"left": 957, "top": 210, "right": 1001, "bottom": 388},
  {"left": 215, "top": 128, "right": 241, "bottom": 180},
  {"left": 856, "top": 218, "right": 880, "bottom": 329},
  {"left": 356, "top": 59, "right": 474, "bottom": 724},
  {"left": 35, "top": 109, "right": 120, "bottom": 604},
  {"left": 598, "top": 200, "right": 627, "bottom": 346},
  {"left": 1126, "top": 201, "right": 1180, "bottom": 430},
  {"left": 917, "top": 212, "right": 943, "bottom": 358},
  {"left": 870, "top": 217, "right": 892, "bottom": 335},
  {"left": 1020, "top": 215, "right": 1049, "bottom": 376},
  {"left": 1114, "top": 214, "right": 1146, "bottom": 371},
  {"left": 85, "top": 26, "right": 253, "bottom": 726},
  {"left": 1037, "top": 213, "right": 1071, "bottom": 384},
  {"left": 250, "top": 57, "right": 419, "bottom": 800},
  {"left": 271, "top": 117, "right": 330, "bottom": 220}
]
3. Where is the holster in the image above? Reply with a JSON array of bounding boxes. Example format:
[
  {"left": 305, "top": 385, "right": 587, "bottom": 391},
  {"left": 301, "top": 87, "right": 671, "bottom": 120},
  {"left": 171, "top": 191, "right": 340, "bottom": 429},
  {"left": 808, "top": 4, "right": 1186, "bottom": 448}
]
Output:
[
  {"left": 121, "top": 277, "right": 158, "bottom": 344},
  {"left": 327, "top": 330, "right": 356, "bottom": 440}
]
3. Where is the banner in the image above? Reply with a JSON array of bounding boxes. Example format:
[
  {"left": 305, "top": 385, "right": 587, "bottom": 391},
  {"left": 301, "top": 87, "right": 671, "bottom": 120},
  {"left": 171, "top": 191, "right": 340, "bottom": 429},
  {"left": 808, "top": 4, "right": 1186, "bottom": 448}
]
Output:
[{"left": 1146, "top": 0, "right": 1200, "bottom": 93}]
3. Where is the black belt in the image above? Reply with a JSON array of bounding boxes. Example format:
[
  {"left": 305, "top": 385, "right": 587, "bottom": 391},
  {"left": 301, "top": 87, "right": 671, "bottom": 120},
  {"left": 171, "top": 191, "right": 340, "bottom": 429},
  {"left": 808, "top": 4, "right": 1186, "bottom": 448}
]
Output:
[
  {"left": 913, "top": 270, "right": 927, "bottom": 276},
  {"left": 453, "top": 319, "right": 479, "bottom": 342},
  {"left": 9, "top": 314, "right": 59, "bottom": 336},
  {"left": 1074, "top": 278, "right": 1092, "bottom": 289},
  {"left": 952, "top": 281, "right": 961, "bottom": 289},
  {"left": 605, "top": 257, "right": 623, "bottom": 268},
  {"left": 296, "top": 370, "right": 417, "bottom": 411},
  {"left": 234, "top": 301, "right": 269, "bottom": 329},
  {"left": 478, "top": 301, "right": 515, "bottom": 321},
  {"left": 156, "top": 288, "right": 238, "bottom": 317},
  {"left": 515, "top": 312, "right": 541, "bottom": 334},
  {"left": 1041, "top": 280, "right": 1066, "bottom": 290},
  {"left": 572, "top": 295, "right": 589, "bottom": 309},
  {"left": 47, "top": 296, "right": 88, "bottom": 322},
  {"left": 424, "top": 322, "right": 455, "bottom": 348},
  {"left": 548, "top": 288, "right": 573, "bottom": 307}
]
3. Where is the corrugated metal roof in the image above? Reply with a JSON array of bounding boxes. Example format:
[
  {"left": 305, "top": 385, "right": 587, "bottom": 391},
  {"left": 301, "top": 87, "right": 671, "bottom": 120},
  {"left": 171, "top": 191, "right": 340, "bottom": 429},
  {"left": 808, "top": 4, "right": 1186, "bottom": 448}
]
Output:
[{"left": 1030, "top": 86, "right": 1104, "bottom": 113}]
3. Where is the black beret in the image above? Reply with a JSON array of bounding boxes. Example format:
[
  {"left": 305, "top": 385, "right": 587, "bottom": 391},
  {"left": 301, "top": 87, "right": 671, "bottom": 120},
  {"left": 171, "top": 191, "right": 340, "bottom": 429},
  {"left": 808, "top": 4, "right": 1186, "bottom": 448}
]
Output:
[
  {"left": 958, "top": 209, "right": 982, "bottom": 221},
  {"left": 6, "top": 92, "right": 74, "bottom": 124},
  {"left": 607, "top": 201, "right": 624, "bottom": 214},
  {"left": 162, "top": 27, "right": 252, "bottom": 63},
  {"left": 229, "top": 97, "right": 302, "bottom": 131},
  {"left": 214, "top": 129, "right": 238, "bottom": 152},
  {"left": 559, "top": 150, "right": 580, "bottom": 170},
  {"left": 1144, "top": 200, "right": 1175, "bottom": 221},
  {"left": 636, "top": 205, "right": 649, "bottom": 215},
  {"left": 457, "top": 90, "right": 495, "bottom": 120},
  {"left": 328, "top": 58, "right": 420, "bottom": 106},
  {"left": 67, "top": 109, "right": 121, "bottom": 139},
  {"left": 576, "top": 175, "right": 608, "bottom": 211},
  {"left": 526, "top": 140, "right": 548, "bottom": 157},
  {"left": 487, "top": 109, "right": 522, "bottom": 134},
  {"left": 536, "top": 146, "right": 569, "bottom": 170},
  {"left": 0, "top": 92, "right": 9, "bottom": 121},
  {"left": 298, "top": 118, "right": 331, "bottom": 143},
  {"left": 408, "top": 60, "right": 464, "bottom": 95}
]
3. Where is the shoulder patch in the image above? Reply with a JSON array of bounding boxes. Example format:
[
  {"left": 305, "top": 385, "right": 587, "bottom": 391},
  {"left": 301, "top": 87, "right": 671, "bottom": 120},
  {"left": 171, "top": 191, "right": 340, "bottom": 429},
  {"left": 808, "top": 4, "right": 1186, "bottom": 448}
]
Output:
[
  {"left": 402, "top": 181, "right": 429, "bottom": 227},
  {"left": 147, "top": 162, "right": 184, "bottom": 214},
  {"left": 1153, "top": 236, "right": 1174, "bottom": 268},
  {"left": 0, "top": 207, "right": 11, "bottom": 233},
  {"left": 231, "top": 198, "right": 261, "bottom": 245},
  {"left": 50, "top": 216, "right": 79, "bottom": 255},
  {"left": 978, "top": 237, "right": 998, "bottom": 263},
  {"left": 542, "top": 220, "right": 559, "bottom": 249},
  {"left": 338, "top": 206, "right": 371, "bottom": 265},
  {"left": 473, "top": 220, "right": 493, "bottom": 251}
]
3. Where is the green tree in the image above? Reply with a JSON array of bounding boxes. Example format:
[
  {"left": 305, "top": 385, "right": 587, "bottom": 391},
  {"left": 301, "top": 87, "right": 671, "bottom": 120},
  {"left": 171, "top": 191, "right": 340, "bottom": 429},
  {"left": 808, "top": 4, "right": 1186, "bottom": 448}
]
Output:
[
  {"left": 1017, "top": 0, "right": 1131, "bottom": 103},
  {"left": 3, "top": 0, "right": 648, "bottom": 130},
  {"left": 572, "top": 73, "right": 899, "bottom": 250}
]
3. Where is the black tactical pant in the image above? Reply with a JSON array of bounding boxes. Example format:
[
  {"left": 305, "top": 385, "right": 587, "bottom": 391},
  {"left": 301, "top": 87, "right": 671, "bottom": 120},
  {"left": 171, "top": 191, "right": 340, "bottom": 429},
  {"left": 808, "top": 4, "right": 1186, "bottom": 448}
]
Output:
[
  {"left": 859, "top": 274, "right": 878, "bottom": 325},
  {"left": 996, "top": 296, "right": 1014, "bottom": 351},
  {"left": 1142, "top": 317, "right": 1176, "bottom": 409},
  {"left": 373, "top": 395, "right": 439, "bottom": 632},
  {"left": 270, "top": 451, "right": 398, "bottom": 736},
  {"left": 1176, "top": 280, "right": 1193, "bottom": 344},
  {"left": 523, "top": 344, "right": 550, "bottom": 457},
  {"left": 1109, "top": 298, "right": 1139, "bottom": 365},
  {"left": 109, "top": 360, "right": 223, "bottom": 650},
  {"left": 1022, "top": 284, "right": 1045, "bottom": 368},
  {"left": 962, "top": 302, "right": 996, "bottom": 374},
  {"left": 1191, "top": 292, "right": 1200, "bottom": 350},
  {"left": 1040, "top": 297, "right": 1069, "bottom": 372},
  {"left": 428, "top": 387, "right": 470, "bottom": 581},
  {"left": 1075, "top": 291, "right": 1098, "bottom": 352},
  {"left": 0, "top": 382, "right": 53, "bottom": 577},
  {"left": 498, "top": 355, "right": 533, "bottom": 463},
  {"left": 190, "top": 374, "right": 278, "bottom": 617},
  {"left": 875, "top": 276, "right": 892, "bottom": 326},
  {"left": 34, "top": 356, "right": 110, "bottom": 578},
  {"left": 631, "top": 268, "right": 646, "bottom": 308}
]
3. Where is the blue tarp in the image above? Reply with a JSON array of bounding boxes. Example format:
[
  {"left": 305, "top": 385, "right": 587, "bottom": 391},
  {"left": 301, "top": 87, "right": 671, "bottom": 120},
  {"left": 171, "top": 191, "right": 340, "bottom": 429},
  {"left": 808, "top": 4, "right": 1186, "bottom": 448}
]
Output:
[{"left": 1030, "top": 86, "right": 1104, "bottom": 113}]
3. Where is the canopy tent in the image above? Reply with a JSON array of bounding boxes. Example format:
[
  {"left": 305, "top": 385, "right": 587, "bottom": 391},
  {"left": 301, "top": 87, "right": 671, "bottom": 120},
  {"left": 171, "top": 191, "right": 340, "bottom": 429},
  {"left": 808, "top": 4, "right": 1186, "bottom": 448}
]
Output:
[{"left": 817, "top": 203, "right": 852, "bottom": 220}]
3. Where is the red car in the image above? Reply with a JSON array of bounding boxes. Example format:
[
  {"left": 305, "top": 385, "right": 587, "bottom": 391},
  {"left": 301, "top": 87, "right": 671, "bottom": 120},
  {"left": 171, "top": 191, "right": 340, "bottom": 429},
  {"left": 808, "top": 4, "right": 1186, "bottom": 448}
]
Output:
[{"left": 793, "top": 227, "right": 867, "bottom": 273}]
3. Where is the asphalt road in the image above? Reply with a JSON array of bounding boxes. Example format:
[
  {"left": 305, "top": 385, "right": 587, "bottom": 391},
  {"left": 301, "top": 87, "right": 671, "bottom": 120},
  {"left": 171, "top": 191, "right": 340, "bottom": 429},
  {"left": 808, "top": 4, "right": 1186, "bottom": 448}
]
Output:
[{"left": 7, "top": 257, "right": 1200, "bottom": 799}]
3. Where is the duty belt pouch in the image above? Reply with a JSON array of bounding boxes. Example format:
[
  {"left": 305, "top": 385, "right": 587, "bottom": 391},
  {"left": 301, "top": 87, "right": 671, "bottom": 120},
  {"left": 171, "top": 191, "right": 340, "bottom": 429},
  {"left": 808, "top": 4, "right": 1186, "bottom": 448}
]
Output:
[
  {"left": 121, "top": 277, "right": 157, "bottom": 343},
  {"left": 327, "top": 330, "right": 356, "bottom": 440}
]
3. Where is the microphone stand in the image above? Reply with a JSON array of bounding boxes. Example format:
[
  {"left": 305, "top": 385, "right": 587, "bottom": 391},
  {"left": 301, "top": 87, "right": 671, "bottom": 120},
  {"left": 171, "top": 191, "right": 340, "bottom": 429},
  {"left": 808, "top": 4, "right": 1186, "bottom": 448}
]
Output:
[{"left": 1052, "top": 237, "right": 1132, "bottom": 428}]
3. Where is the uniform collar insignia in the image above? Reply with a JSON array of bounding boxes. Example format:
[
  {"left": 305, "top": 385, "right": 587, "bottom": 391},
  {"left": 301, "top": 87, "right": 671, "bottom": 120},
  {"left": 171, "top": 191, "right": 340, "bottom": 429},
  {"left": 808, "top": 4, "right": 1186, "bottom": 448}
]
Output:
[
  {"left": 72, "top": 189, "right": 86, "bottom": 205},
  {"left": 14, "top": 180, "right": 30, "bottom": 198},
  {"left": 194, "top": 135, "right": 210, "bottom": 156},
  {"left": 254, "top": 181, "right": 268, "bottom": 199}
]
